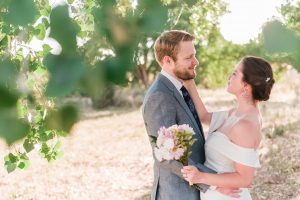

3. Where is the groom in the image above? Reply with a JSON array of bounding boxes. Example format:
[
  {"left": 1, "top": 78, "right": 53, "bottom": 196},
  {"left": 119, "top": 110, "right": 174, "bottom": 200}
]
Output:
[{"left": 142, "top": 30, "right": 216, "bottom": 200}]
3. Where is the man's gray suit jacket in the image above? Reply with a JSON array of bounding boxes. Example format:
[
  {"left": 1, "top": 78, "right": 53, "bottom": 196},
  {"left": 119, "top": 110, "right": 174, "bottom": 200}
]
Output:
[{"left": 142, "top": 73, "right": 215, "bottom": 200}]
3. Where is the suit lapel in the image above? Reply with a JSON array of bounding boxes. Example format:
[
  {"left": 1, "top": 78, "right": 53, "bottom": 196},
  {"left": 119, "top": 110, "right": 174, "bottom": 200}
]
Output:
[{"left": 158, "top": 74, "right": 204, "bottom": 141}]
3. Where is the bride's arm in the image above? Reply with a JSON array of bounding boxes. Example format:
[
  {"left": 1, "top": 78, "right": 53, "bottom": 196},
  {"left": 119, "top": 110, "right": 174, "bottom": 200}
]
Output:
[
  {"left": 183, "top": 162, "right": 255, "bottom": 188},
  {"left": 184, "top": 80, "right": 212, "bottom": 126},
  {"left": 182, "top": 120, "right": 260, "bottom": 188}
]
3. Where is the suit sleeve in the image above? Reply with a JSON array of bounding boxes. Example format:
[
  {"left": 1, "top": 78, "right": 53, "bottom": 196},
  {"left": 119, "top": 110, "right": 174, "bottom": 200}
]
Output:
[{"left": 143, "top": 92, "right": 184, "bottom": 178}]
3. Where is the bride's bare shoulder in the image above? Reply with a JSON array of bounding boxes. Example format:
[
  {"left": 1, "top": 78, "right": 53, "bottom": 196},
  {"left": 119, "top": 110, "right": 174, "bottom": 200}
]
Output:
[{"left": 229, "top": 118, "right": 261, "bottom": 149}]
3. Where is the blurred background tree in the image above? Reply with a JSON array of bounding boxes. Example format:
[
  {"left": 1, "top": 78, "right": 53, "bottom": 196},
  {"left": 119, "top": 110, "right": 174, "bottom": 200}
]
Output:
[{"left": 0, "top": 0, "right": 299, "bottom": 173}]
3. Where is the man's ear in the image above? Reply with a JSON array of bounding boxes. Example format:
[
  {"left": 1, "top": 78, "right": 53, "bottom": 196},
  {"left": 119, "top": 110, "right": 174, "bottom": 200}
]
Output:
[{"left": 162, "top": 55, "right": 173, "bottom": 65}]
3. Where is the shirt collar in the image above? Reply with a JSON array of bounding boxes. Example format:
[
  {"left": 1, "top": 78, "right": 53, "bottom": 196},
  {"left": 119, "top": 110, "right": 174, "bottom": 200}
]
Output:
[{"left": 161, "top": 69, "right": 183, "bottom": 92}]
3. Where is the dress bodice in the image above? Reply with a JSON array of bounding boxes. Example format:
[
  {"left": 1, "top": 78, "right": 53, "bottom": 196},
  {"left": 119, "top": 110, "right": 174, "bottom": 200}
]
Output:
[{"left": 201, "top": 111, "right": 261, "bottom": 200}]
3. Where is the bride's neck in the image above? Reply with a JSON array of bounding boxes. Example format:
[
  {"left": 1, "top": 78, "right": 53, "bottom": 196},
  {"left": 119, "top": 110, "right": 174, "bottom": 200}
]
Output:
[{"left": 235, "top": 96, "right": 258, "bottom": 114}]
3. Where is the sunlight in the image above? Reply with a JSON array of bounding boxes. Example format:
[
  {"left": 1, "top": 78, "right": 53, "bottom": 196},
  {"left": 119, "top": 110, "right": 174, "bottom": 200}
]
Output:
[{"left": 220, "top": 0, "right": 286, "bottom": 44}]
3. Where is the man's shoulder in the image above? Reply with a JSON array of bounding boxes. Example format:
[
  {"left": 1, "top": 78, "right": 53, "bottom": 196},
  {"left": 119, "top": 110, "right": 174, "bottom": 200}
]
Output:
[
  {"left": 145, "top": 79, "right": 173, "bottom": 100},
  {"left": 144, "top": 89, "right": 173, "bottom": 104}
]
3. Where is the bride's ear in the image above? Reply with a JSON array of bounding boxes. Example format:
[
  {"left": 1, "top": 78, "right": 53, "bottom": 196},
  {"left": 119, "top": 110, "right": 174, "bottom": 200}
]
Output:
[{"left": 243, "top": 83, "right": 252, "bottom": 95}]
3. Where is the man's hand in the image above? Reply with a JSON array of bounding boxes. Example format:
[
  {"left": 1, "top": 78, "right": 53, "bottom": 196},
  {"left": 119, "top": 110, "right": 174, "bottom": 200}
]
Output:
[{"left": 216, "top": 187, "right": 242, "bottom": 198}]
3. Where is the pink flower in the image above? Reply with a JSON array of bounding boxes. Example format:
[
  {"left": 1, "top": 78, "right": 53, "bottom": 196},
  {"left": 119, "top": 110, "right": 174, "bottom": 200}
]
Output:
[
  {"left": 172, "top": 147, "right": 184, "bottom": 160},
  {"left": 154, "top": 124, "right": 196, "bottom": 164}
]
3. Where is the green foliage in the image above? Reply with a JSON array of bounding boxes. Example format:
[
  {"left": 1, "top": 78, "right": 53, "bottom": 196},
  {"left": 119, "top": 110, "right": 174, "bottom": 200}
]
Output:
[
  {"left": 175, "top": 129, "right": 196, "bottom": 166},
  {"left": 4, "top": 152, "right": 29, "bottom": 173},
  {"left": 259, "top": 2, "right": 300, "bottom": 72},
  {"left": 280, "top": 0, "right": 300, "bottom": 35},
  {"left": 44, "top": 54, "right": 85, "bottom": 96},
  {"left": 45, "top": 105, "right": 79, "bottom": 132},
  {"left": 49, "top": 5, "right": 79, "bottom": 52},
  {"left": 0, "top": 0, "right": 172, "bottom": 172},
  {"left": 197, "top": 31, "right": 243, "bottom": 88},
  {"left": 2, "top": 0, "right": 38, "bottom": 26},
  {"left": 5, "top": 0, "right": 299, "bottom": 174},
  {"left": 262, "top": 20, "right": 300, "bottom": 71}
]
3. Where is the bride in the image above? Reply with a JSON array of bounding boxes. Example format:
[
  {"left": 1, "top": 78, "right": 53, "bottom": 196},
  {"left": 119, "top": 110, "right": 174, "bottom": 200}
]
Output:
[{"left": 181, "top": 56, "right": 275, "bottom": 199}]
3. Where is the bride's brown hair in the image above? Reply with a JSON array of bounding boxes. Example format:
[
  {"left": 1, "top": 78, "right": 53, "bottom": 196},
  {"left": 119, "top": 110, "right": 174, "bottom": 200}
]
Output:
[{"left": 241, "top": 56, "right": 275, "bottom": 101}]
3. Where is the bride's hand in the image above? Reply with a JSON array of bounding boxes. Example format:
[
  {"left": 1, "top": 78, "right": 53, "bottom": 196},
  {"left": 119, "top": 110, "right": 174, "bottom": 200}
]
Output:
[
  {"left": 181, "top": 165, "right": 203, "bottom": 184},
  {"left": 183, "top": 79, "right": 197, "bottom": 92}
]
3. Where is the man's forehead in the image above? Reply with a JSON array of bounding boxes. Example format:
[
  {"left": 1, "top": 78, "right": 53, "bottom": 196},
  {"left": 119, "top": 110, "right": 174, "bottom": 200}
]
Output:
[{"left": 178, "top": 41, "right": 196, "bottom": 54}]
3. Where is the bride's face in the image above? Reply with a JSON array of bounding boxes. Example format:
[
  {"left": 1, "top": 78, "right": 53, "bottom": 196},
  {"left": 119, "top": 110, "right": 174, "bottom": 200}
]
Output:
[{"left": 226, "top": 62, "right": 246, "bottom": 95}]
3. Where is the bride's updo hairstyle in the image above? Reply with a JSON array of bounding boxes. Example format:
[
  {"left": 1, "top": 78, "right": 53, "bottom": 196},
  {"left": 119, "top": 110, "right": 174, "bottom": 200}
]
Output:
[{"left": 241, "top": 56, "right": 275, "bottom": 101}]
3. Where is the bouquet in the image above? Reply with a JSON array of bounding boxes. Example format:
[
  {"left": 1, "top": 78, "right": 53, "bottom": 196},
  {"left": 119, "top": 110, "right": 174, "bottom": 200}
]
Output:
[{"left": 151, "top": 124, "right": 197, "bottom": 166}]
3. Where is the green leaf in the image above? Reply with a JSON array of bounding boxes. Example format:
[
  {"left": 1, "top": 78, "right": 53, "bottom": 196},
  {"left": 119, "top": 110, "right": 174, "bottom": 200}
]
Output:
[
  {"left": 4, "top": 160, "right": 17, "bottom": 173},
  {"left": 46, "top": 105, "right": 79, "bottom": 132},
  {"left": 49, "top": 5, "right": 80, "bottom": 52},
  {"left": 34, "top": 111, "right": 43, "bottom": 124},
  {"left": 35, "top": 23, "right": 46, "bottom": 40},
  {"left": 78, "top": 31, "right": 87, "bottom": 38},
  {"left": 68, "top": 0, "right": 75, "bottom": 4},
  {"left": 8, "top": 153, "right": 17, "bottom": 162},
  {"left": 40, "top": 130, "right": 54, "bottom": 142},
  {"left": 137, "top": 0, "right": 168, "bottom": 33},
  {"left": 44, "top": 54, "right": 85, "bottom": 97},
  {"left": 4, "top": 0, "right": 38, "bottom": 26},
  {"left": 42, "top": 44, "right": 52, "bottom": 54},
  {"left": 42, "top": 18, "right": 49, "bottom": 28},
  {"left": 0, "top": 35, "right": 8, "bottom": 51},
  {"left": 40, "top": 143, "right": 50, "bottom": 157},
  {"left": 29, "top": 61, "right": 39, "bottom": 72},
  {"left": 0, "top": 86, "right": 18, "bottom": 108},
  {"left": 17, "top": 161, "right": 28, "bottom": 169},
  {"left": 0, "top": 58, "right": 18, "bottom": 87},
  {"left": 0, "top": 118, "right": 29, "bottom": 145},
  {"left": 23, "top": 139, "right": 34, "bottom": 153}
]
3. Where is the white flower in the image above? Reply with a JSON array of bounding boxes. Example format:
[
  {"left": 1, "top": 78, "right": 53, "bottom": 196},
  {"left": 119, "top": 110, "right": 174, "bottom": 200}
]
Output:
[
  {"left": 163, "top": 138, "right": 175, "bottom": 150},
  {"left": 160, "top": 148, "right": 173, "bottom": 160},
  {"left": 179, "top": 124, "right": 195, "bottom": 135},
  {"left": 156, "top": 133, "right": 164, "bottom": 147},
  {"left": 154, "top": 147, "right": 163, "bottom": 161}
]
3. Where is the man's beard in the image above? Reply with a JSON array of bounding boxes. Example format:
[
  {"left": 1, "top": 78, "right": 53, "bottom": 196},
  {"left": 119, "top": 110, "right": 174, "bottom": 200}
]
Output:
[{"left": 173, "top": 67, "right": 196, "bottom": 80}]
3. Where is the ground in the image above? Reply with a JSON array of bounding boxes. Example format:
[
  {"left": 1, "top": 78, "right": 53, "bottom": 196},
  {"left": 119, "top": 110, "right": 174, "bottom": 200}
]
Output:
[{"left": 0, "top": 70, "right": 299, "bottom": 200}]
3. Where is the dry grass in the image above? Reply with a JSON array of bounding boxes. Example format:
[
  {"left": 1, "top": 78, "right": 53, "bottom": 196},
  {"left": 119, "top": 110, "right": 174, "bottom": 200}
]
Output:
[{"left": 0, "top": 69, "right": 299, "bottom": 200}]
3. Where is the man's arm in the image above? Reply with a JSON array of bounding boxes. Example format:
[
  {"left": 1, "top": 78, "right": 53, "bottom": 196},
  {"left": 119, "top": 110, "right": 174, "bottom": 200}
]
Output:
[{"left": 143, "top": 92, "right": 184, "bottom": 178}]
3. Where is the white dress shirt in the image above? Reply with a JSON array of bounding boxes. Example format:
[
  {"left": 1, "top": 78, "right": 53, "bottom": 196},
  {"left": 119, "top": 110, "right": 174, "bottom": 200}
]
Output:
[{"left": 161, "top": 70, "right": 183, "bottom": 96}]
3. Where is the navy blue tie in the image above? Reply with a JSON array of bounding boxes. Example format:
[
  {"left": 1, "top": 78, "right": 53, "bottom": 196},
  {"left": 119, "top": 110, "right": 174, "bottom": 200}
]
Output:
[{"left": 180, "top": 86, "right": 204, "bottom": 137}]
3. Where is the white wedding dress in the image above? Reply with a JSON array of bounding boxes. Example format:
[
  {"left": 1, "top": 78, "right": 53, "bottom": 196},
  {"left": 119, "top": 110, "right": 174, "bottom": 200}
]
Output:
[{"left": 200, "top": 111, "right": 261, "bottom": 200}]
